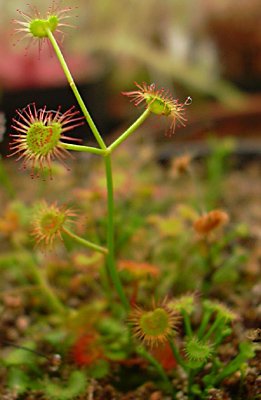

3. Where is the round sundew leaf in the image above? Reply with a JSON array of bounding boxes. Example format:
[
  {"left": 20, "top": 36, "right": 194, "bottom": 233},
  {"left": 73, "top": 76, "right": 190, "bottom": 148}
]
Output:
[
  {"left": 9, "top": 103, "right": 84, "bottom": 178},
  {"left": 185, "top": 337, "right": 212, "bottom": 362},
  {"left": 140, "top": 308, "right": 169, "bottom": 336},
  {"left": 29, "top": 19, "right": 49, "bottom": 38},
  {"left": 26, "top": 122, "right": 61, "bottom": 157},
  {"left": 145, "top": 96, "right": 172, "bottom": 116}
]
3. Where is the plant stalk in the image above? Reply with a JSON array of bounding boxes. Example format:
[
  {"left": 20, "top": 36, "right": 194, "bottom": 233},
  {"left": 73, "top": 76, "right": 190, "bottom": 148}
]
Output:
[
  {"left": 182, "top": 310, "right": 193, "bottom": 337},
  {"left": 46, "top": 29, "right": 106, "bottom": 150},
  {"left": 108, "top": 109, "right": 151, "bottom": 153},
  {"left": 60, "top": 142, "right": 106, "bottom": 156},
  {"left": 169, "top": 338, "right": 188, "bottom": 371},
  {"left": 62, "top": 227, "right": 108, "bottom": 254},
  {"left": 104, "top": 154, "right": 129, "bottom": 310},
  {"left": 203, "top": 314, "right": 224, "bottom": 342},
  {"left": 197, "top": 310, "right": 212, "bottom": 339}
]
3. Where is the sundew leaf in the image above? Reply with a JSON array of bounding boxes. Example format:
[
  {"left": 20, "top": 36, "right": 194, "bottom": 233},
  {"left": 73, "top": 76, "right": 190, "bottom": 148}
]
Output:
[{"left": 43, "top": 370, "right": 87, "bottom": 400}]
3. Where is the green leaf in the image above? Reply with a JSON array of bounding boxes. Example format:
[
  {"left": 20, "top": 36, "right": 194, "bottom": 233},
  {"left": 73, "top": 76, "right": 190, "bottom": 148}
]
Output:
[
  {"left": 7, "top": 367, "right": 30, "bottom": 394},
  {"left": 4, "top": 342, "right": 36, "bottom": 367},
  {"left": 43, "top": 370, "right": 87, "bottom": 400}
]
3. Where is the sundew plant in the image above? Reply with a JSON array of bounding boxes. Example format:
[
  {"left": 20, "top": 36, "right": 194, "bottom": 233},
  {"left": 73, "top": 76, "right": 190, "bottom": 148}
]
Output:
[
  {"left": 2, "top": 2, "right": 257, "bottom": 399},
  {"left": 9, "top": 2, "right": 191, "bottom": 311}
]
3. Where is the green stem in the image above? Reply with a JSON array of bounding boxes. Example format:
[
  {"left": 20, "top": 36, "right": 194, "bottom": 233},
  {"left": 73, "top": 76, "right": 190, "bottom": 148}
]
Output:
[
  {"left": 197, "top": 310, "right": 212, "bottom": 339},
  {"left": 104, "top": 155, "right": 129, "bottom": 311},
  {"left": 62, "top": 227, "right": 108, "bottom": 255},
  {"left": 202, "top": 315, "right": 224, "bottom": 342},
  {"left": 188, "top": 369, "right": 197, "bottom": 398},
  {"left": 212, "top": 352, "right": 248, "bottom": 386},
  {"left": 137, "top": 346, "right": 174, "bottom": 394},
  {"left": 203, "top": 343, "right": 254, "bottom": 390},
  {"left": 99, "top": 263, "right": 113, "bottom": 304},
  {"left": 107, "top": 109, "right": 151, "bottom": 153},
  {"left": 46, "top": 29, "right": 106, "bottom": 150},
  {"left": 169, "top": 338, "right": 188, "bottom": 371},
  {"left": 60, "top": 142, "right": 106, "bottom": 156},
  {"left": 182, "top": 310, "right": 193, "bottom": 337},
  {"left": 28, "top": 256, "right": 67, "bottom": 315}
]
